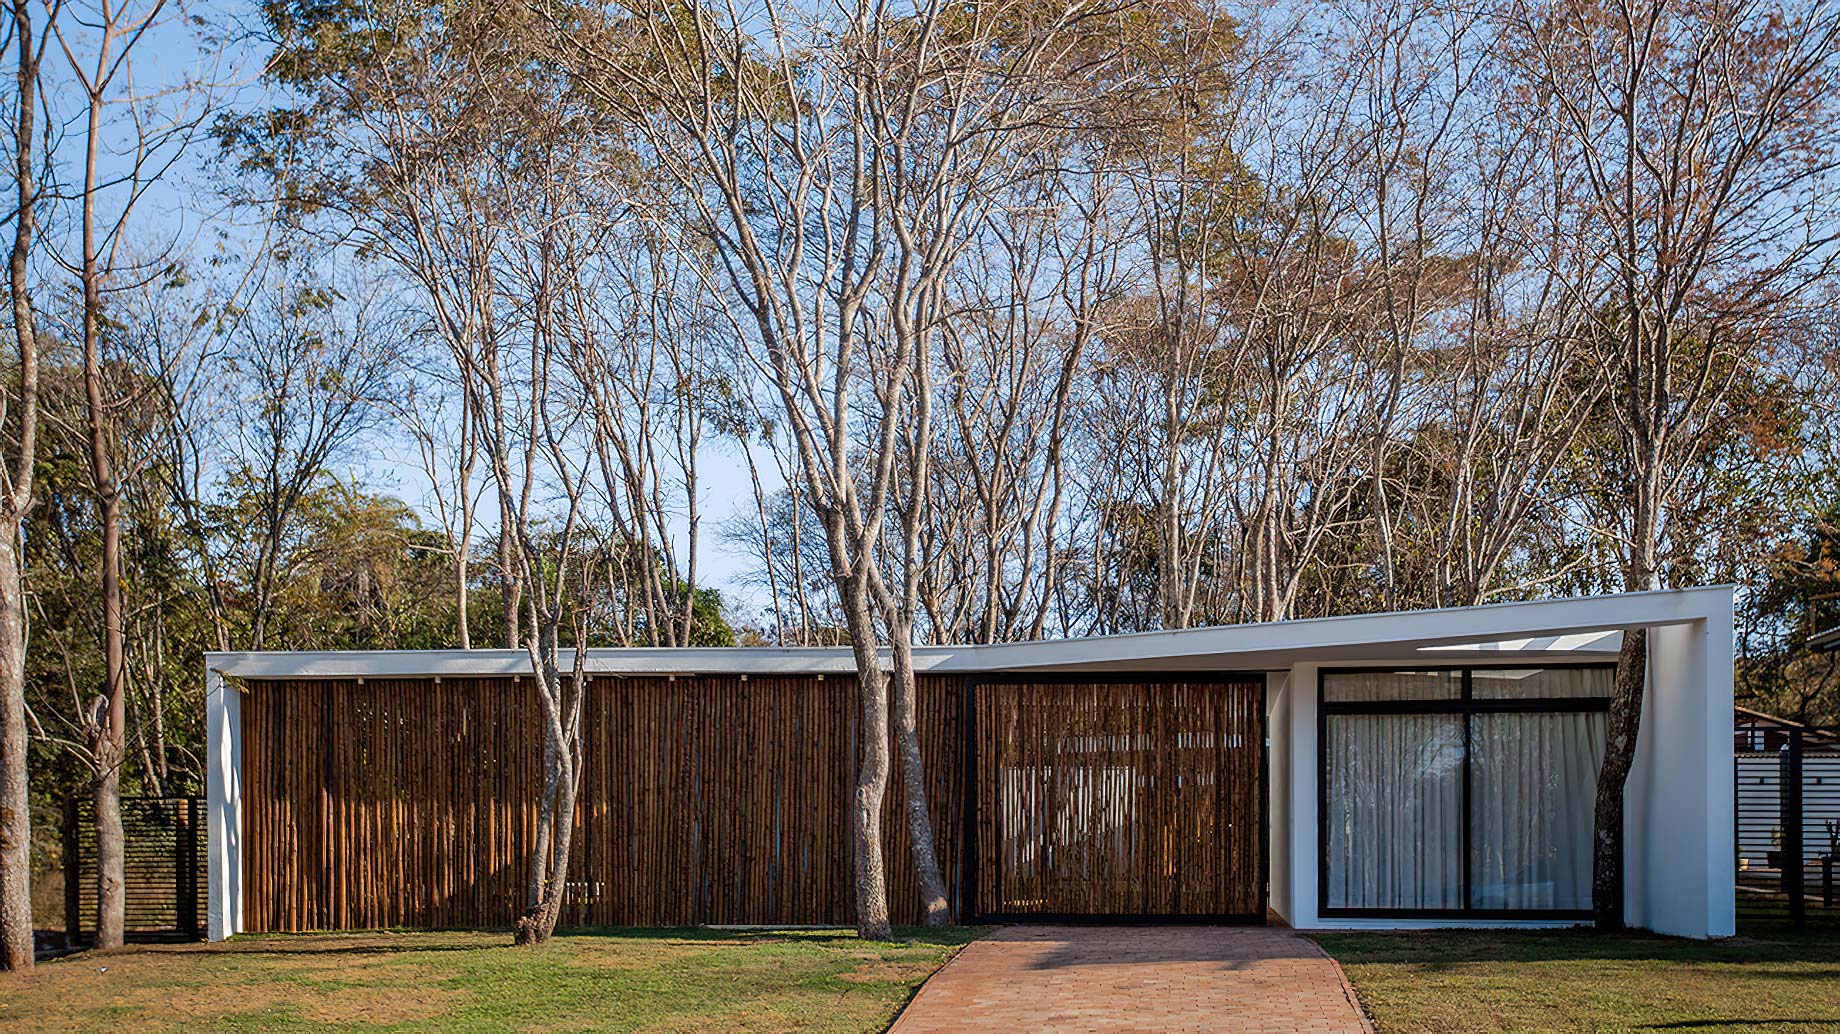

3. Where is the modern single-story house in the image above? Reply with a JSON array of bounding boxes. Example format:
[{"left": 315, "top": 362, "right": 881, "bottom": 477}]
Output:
[{"left": 203, "top": 586, "right": 1736, "bottom": 942}]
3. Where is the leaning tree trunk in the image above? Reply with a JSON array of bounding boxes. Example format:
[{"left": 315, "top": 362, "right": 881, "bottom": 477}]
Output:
[
  {"left": 840, "top": 579, "right": 893, "bottom": 941},
  {"left": 1593, "top": 626, "right": 1647, "bottom": 930},
  {"left": 889, "top": 636, "right": 950, "bottom": 925}
]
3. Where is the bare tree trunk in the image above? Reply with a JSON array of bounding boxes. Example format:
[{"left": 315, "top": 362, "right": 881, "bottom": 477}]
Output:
[
  {"left": 455, "top": 396, "right": 477, "bottom": 650},
  {"left": 83, "top": 372, "right": 128, "bottom": 950},
  {"left": 841, "top": 579, "right": 893, "bottom": 941},
  {"left": 515, "top": 598, "right": 588, "bottom": 945},
  {"left": 497, "top": 491, "right": 521, "bottom": 649},
  {"left": 455, "top": 553, "right": 472, "bottom": 649},
  {"left": 1594, "top": 626, "right": 1646, "bottom": 930},
  {"left": 887, "top": 632, "right": 949, "bottom": 925},
  {"left": 525, "top": 720, "right": 559, "bottom": 916},
  {"left": 76, "top": 27, "right": 128, "bottom": 949},
  {"left": 516, "top": 718, "right": 579, "bottom": 944},
  {"left": 0, "top": 0, "right": 43, "bottom": 971},
  {"left": 0, "top": 532, "right": 33, "bottom": 972},
  {"left": 90, "top": 760, "right": 125, "bottom": 946},
  {"left": 744, "top": 448, "right": 786, "bottom": 645}
]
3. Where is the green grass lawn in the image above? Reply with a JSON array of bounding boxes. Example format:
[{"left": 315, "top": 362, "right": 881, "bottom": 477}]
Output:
[
  {"left": 0, "top": 926, "right": 981, "bottom": 1033},
  {"left": 1314, "top": 910, "right": 1840, "bottom": 1033},
  {"left": 10, "top": 907, "right": 1838, "bottom": 1033}
]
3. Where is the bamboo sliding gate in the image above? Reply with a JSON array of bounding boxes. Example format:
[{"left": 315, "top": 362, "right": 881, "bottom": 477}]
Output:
[
  {"left": 971, "top": 678, "right": 1265, "bottom": 920},
  {"left": 240, "top": 672, "right": 1264, "bottom": 932}
]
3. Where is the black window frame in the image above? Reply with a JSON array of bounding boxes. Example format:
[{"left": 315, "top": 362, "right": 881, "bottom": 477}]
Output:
[{"left": 1316, "top": 663, "right": 1615, "bottom": 921}]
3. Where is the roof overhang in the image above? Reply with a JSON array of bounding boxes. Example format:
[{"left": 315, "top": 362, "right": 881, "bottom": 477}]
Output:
[
  {"left": 1811, "top": 624, "right": 1840, "bottom": 653},
  {"left": 205, "top": 586, "right": 1732, "bottom": 681}
]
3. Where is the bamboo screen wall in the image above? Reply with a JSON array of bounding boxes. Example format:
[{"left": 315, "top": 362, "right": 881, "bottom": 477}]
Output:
[
  {"left": 972, "top": 678, "right": 1265, "bottom": 919},
  {"left": 239, "top": 674, "right": 963, "bottom": 931}
]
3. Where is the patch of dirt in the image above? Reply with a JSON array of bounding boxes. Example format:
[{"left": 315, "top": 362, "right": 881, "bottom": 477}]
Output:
[
  {"left": 298, "top": 984, "right": 467, "bottom": 1024},
  {"left": 179, "top": 931, "right": 500, "bottom": 957},
  {"left": 268, "top": 958, "right": 460, "bottom": 986},
  {"left": 635, "top": 1007, "right": 819, "bottom": 1033},
  {"left": 838, "top": 959, "right": 938, "bottom": 984},
  {"left": 1, "top": 946, "right": 472, "bottom": 1029},
  {"left": 108, "top": 981, "right": 295, "bottom": 1021}
]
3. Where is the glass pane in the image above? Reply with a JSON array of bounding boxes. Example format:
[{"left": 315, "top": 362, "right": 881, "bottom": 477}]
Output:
[
  {"left": 1323, "top": 671, "right": 1460, "bottom": 703},
  {"left": 1471, "top": 667, "right": 1613, "bottom": 699},
  {"left": 1469, "top": 712, "right": 1607, "bottom": 911},
  {"left": 1325, "top": 714, "right": 1464, "bottom": 909}
]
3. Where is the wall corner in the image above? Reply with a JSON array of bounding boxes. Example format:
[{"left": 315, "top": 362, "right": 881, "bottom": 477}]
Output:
[{"left": 205, "top": 666, "right": 242, "bottom": 941}]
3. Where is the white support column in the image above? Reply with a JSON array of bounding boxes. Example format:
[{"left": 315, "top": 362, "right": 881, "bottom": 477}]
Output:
[
  {"left": 1265, "top": 669, "right": 1294, "bottom": 924},
  {"left": 205, "top": 665, "right": 242, "bottom": 941},
  {"left": 1625, "top": 592, "right": 1737, "bottom": 938},
  {"left": 1286, "top": 661, "right": 1321, "bottom": 928}
]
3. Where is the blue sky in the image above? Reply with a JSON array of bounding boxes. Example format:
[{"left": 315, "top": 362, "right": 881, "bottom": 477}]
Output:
[{"left": 33, "top": 0, "right": 775, "bottom": 621}]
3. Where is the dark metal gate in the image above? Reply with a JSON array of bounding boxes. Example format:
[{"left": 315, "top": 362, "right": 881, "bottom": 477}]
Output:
[
  {"left": 966, "top": 676, "right": 1265, "bottom": 923},
  {"left": 63, "top": 795, "right": 206, "bottom": 944}
]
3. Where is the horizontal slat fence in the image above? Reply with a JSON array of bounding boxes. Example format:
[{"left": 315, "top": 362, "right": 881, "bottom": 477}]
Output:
[
  {"left": 1737, "top": 751, "right": 1840, "bottom": 875},
  {"left": 240, "top": 674, "right": 962, "bottom": 932},
  {"left": 973, "top": 678, "right": 1264, "bottom": 919},
  {"left": 65, "top": 795, "right": 205, "bottom": 942}
]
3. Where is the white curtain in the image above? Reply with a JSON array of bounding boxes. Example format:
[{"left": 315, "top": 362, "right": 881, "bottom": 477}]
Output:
[
  {"left": 1323, "top": 671, "right": 1459, "bottom": 703},
  {"left": 1325, "top": 670, "right": 1608, "bottom": 913},
  {"left": 1470, "top": 711, "right": 1606, "bottom": 910},
  {"left": 1326, "top": 714, "right": 1464, "bottom": 909},
  {"left": 1471, "top": 667, "right": 1613, "bottom": 700}
]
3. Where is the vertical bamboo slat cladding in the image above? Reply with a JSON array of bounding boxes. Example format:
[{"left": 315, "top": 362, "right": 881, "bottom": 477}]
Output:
[
  {"left": 973, "top": 678, "right": 1264, "bottom": 919},
  {"left": 238, "top": 674, "right": 963, "bottom": 931},
  {"left": 239, "top": 672, "right": 1264, "bottom": 931}
]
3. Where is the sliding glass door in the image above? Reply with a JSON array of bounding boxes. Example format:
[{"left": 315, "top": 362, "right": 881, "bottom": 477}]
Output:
[
  {"left": 1324, "top": 714, "right": 1464, "bottom": 910},
  {"left": 1320, "top": 666, "right": 1611, "bottom": 918}
]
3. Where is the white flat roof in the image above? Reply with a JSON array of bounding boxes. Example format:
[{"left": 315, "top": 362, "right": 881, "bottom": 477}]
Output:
[{"left": 205, "top": 586, "right": 1732, "bottom": 680}]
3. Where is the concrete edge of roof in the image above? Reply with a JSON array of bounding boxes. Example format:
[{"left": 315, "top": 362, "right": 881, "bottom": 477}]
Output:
[{"left": 205, "top": 586, "right": 1731, "bottom": 680}]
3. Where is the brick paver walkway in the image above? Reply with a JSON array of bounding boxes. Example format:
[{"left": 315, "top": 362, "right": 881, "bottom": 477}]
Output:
[{"left": 891, "top": 925, "right": 1373, "bottom": 1033}]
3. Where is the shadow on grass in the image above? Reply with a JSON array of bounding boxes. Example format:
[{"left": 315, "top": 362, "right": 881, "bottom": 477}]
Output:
[
  {"left": 560, "top": 925, "right": 984, "bottom": 949},
  {"left": 1310, "top": 926, "right": 1840, "bottom": 971},
  {"left": 1641, "top": 1015, "right": 1840, "bottom": 1022},
  {"left": 960, "top": 925, "right": 1332, "bottom": 973},
  {"left": 130, "top": 940, "right": 501, "bottom": 959},
  {"left": 141, "top": 924, "right": 984, "bottom": 961}
]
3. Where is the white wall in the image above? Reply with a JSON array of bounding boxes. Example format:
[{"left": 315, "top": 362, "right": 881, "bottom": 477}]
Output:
[
  {"left": 1626, "top": 610, "right": 1737, "bottom": 938},
  {"left": 1266, "top": 670, "right": 1293, "bottom": 923},
  {"left": 205, "top": 667, "right": 241, "bottom": 941}
]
